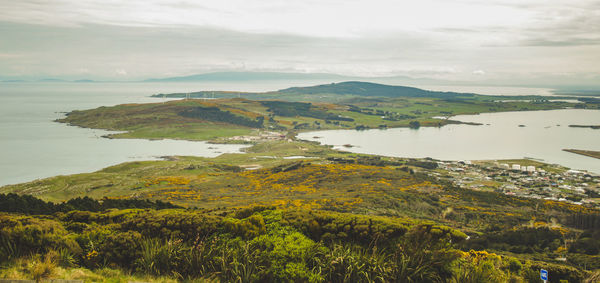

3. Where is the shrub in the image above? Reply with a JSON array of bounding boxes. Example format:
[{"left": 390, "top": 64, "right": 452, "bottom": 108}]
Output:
[
  {"left": 179, "top": 237, "right": 220, "bottom": 278},
  {"left": 392, "top": 225, "right": 462, "bottom": 282},
  {"left": 0, "top": 215, "right": 81, "bottom": 261},
  {"left": 322, "top": 243, "right": 393, "bottom": 282},
  {"left": 97, "top": 231, "right": 143, "bottom": 269},
  {"left": 136, "top": 237, "right": 186, "bottom": 276},
  {"left": 118, "top": 210, "right": 220, "bottom": 241},
  {"left": 27, "top": 253, "right": 57, "bottom": 282},
  {"left": 224, "top": 214, "right": 266, "bottom": 239}
]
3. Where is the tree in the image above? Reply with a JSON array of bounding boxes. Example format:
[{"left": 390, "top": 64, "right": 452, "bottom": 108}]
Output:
[{"left": 409, "top": 121, "right": 421, "bottom": 129}]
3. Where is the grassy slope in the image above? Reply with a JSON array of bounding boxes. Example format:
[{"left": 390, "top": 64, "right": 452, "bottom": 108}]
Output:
[{"left": 2, "top": 141, "right": 596, "bottom": 232}]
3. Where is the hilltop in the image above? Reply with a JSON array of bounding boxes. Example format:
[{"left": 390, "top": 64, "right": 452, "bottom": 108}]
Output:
[
  {"left": 154, "top": 81, "right": 480, "bottom": 101},
  {"left": 276, "top": 81, "right": 475, "bottom": 98}
]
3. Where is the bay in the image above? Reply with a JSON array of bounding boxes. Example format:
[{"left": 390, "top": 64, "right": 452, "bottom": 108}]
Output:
[
  {"left": 299, "top": 109, "right": 600, "bottom": 174},
  {"left": 0, "top": 79, "right": 344, "bottom": 186}
]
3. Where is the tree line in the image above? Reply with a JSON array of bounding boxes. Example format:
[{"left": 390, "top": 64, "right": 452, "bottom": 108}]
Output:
[{"left": 0, "top": 193, "right": 180, "bottom": 215}]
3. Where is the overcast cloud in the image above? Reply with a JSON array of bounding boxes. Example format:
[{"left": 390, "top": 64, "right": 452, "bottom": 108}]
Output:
[{"left": 0, "top": 0, "right": 599, "bottom": 85}]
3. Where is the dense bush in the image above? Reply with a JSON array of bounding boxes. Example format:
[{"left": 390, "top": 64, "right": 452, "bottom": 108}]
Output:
[
  {"left": 463, "top": 227, "right": 563, "bottom": 254},
  {"left": 118, "top": 210, "right": 221, "bottom": 241},
  {"left": 179, "top": 106, "right": 264, "bottom": 128},
  {"left": 260, "top": 101, "right": 354, "bottom": 121},
  {"left": 0, "top": 215, "right": 81, "bottom": 262},
  {"left": 0, "top": 207, "right": 591, "bottom": 282},
  {"left": 0, "top": 193, "right": 180, "bottom": 215}
]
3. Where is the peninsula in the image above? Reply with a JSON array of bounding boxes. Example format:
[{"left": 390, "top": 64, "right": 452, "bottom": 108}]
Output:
[
  {"left": 564, "top": 149, "right": 600, "bottom": 160},
  {"left": 58, "top": 81, "right": 580, "bottom": 143}
]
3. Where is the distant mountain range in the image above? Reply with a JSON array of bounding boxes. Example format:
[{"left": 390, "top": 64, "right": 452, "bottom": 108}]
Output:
[
  {"left": 0, "top": 71, "right": 438, "bottom": 85},
  {"left": 143, "top": 71, "right": 355, "bottom": 82},
  {"left": 0, "top": 78, "right": 96, "bottom": 83},
  {"left": 2, "top": 72, "right": 598, "bottom": 96}
]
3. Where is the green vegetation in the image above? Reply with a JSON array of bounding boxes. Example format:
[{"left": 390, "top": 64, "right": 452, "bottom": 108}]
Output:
[
  {"left": 1, "top": 202, "right": 593, "bottom": 282},
  {"left": 58, "top": 81, "right": 578, "bottom": 142},
  {"left": 0, "top": 193, "right": 180, "bottom": 214},
  {"left": 179, "top": 105, "right": 264, "bottom": 128},
  {"left": 260, "top": 100, "right": 353, "bottom": 122}
]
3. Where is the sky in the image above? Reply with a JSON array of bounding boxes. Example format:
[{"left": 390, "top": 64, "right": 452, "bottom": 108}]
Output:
[{"left": 0, "top": 0, "right": 599, "bottom": 86}]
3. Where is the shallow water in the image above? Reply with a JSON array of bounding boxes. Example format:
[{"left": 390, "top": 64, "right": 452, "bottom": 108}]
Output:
[{"left": 299, "top": 109, "right": 600, "bottom": 173}]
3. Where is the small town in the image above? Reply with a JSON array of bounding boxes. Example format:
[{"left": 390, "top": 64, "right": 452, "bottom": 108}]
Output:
[{"left": 434, "top": 159, "right": 600, "bottom": 208}]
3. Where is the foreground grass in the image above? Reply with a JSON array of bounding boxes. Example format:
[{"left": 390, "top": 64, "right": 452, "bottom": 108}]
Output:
[
  {"left": 1, "top": 205, "right": 595, "bottom": 282},
  {"left": 0, "top": 262, "right": 181, "bottom": 283}
]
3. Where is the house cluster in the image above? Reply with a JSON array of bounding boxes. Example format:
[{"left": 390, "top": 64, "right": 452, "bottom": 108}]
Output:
[
  {"left": 227, "top": 131, "right": 288, "bottom": 142},
  {"left": 433, "top": 160, "right": 600, "bottom": 208}
]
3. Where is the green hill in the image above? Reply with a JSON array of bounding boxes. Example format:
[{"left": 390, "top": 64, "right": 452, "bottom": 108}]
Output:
[
  {"left": 277, "top": 81, "right": 476, "bottom": 98},
  {"left": 154, "top": 81, "right": 478, "bottom": 100}
]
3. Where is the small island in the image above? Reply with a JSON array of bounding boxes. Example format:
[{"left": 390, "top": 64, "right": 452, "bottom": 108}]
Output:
[{"left": 569, "top": 124, "right": 600, "bottom": 129}]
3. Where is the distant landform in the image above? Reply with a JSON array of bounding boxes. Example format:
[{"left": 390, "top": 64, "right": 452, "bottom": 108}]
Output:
[
  {"left": 143, "top": 71, "right": 355, "bottom": 82},
  {"left": 2, "top": 72, "right": 599, "bottom": 99},
  {"left": 153, "top": 81, "right": 482, "bottom": 100},
  {"left": 152, "top": 81, "right": 596, "bottom": 102},
  {"left": 569, "top": 124, "right": 600, "bottom": 129},
  {"left": 564, "top": 149, "right": 600, "bottom": 160},
  {"left": 0, "top": 71, "right": 465, "bottom": 85}
]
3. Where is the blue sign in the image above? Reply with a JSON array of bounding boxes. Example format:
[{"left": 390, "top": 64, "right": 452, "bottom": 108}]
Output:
[{"left": 540, "top": 269, "right": 548, "bottom": 281}]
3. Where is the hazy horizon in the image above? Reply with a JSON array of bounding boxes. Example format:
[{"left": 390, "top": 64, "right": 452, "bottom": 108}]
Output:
[{"left": 1, "top": 0, "right": 599, "bottom": 88}]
